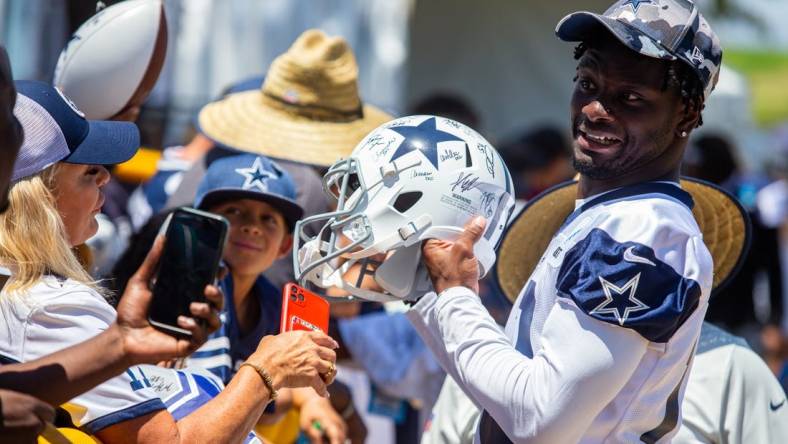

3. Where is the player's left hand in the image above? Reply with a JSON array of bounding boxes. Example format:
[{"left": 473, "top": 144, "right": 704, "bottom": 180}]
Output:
[
  {"left": 300, "top": 395, "right": 348, "bottom": 444},
  {"left": 114, "top": 236, "right": 223, "bottom": 366},
  {"left": 422, "top": 216, "right": 486, "bottom": 295}
]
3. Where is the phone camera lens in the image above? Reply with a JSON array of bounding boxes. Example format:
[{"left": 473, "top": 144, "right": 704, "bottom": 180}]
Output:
[{"left": 298, "top": 294, "right": 305, "bottom": 302}]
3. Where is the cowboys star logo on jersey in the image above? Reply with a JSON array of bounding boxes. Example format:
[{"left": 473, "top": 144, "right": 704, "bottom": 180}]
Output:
[{"left": 591, "top": 273, "right": 650, "bottom": 325}]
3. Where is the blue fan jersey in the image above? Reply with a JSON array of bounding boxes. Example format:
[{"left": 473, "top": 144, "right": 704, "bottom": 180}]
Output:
[{"left": 186, "top": 274, "right": 282, "bottom": 384}]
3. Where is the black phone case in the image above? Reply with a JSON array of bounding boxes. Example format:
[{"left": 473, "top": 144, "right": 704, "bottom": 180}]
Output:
[{"left": 148, "top": 207, "right": 228, "bottom": 336}]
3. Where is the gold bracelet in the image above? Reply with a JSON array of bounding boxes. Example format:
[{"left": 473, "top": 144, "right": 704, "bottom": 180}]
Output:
[{"left": 240, "top": 362, "right": 278, "bottom": 401}]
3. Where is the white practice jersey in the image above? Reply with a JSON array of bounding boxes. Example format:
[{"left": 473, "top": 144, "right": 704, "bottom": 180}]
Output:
[
  {"left": 0, "top": 276, "right": 165, "bottom": 432},
  {"left": 408, "top": 182, "right": 713, "bottom": 443},
  {"left": 676, "top": 323, "right": 788, "bottom": 444},
  {"left": 422, "top": 323, "right": 788, "bottom": 444},
  {"left": 0, "top": 276, "right": 260, "bottom": 442}
]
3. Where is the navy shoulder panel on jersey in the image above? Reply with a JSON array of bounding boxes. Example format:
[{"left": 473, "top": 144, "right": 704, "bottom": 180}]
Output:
[{"left": 555, "top": 228, "right": 701, "bottom": 343}]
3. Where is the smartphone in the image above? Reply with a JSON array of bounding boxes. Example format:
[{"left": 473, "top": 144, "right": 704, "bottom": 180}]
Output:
[
  {"left": 280, "top": 283, "right": 330, "bottom": 334},
  {"left": 149, "top": 207, "right": 229, "bottom": 336}
]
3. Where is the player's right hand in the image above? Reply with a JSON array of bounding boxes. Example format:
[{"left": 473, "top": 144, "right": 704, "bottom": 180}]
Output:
[
  {"left": 0, "top": 389, "right": 55, "bottom": 444},
  {"left": 422, "top": 216, "right": 487, "bottom": 295},
  {"left": 250, "top": 331, "right": 339, "bottom": 397}
]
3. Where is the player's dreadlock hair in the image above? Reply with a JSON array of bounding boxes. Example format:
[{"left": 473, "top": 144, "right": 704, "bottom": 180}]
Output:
[{"left": 573, "top": 40, "right": 705, "bottom": 128}]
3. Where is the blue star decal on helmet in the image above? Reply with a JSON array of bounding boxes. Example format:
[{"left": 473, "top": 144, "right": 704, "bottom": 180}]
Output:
[
  {"left": 623, "top": 0, "right": 652, "bottom": 12},
  {"left": 235, "top": 156, "right": 278, "bottom": 192},
  {"left": 388, "top": 117, "right": 465, "bottom": 170},
  {"left": 590, "top": 273, "right": 650, "bottom": 325}
]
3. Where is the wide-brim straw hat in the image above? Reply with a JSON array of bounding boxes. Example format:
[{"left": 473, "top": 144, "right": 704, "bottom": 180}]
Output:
[
  {"left": 198, "top": 29, "right": 393, "bottom": 167},
  {"left": 494, "top": 178, "right": 751, "bottom": 303}
]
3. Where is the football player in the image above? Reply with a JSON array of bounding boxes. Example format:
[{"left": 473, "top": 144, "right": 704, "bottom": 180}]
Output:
[{"left": 409, "top": 1, "right": 723, "bottom": 442}]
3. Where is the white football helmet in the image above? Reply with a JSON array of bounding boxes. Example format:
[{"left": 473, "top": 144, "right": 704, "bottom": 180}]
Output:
[{"left": 294, "top": 115, "right": 515, "bottom": 302}]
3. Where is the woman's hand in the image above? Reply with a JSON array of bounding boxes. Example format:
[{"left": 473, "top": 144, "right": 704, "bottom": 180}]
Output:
[
  {"left": 249, "top": 331, "right": 338, "bottom": 397},
  {"left": 115, "top": 236, "right": 223, "bottom": 366}
]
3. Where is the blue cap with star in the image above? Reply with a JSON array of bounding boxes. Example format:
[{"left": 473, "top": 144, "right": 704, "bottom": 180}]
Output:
[{"left": 194, "top": 153, "right": 303, "bottom": 230}]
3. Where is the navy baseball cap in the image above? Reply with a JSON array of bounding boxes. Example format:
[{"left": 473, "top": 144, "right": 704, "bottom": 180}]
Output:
[
  {"left": 11, "top": 80, "right": 139, "bottom": 182},
  {"left": 556, "top": 0, "right": 722, "bottom": 99},
  {"left": 223, "top": 75, "right": 264, "bottom": 96},
  {"left": 195, "top": 153, "right": 304, "bottom": 230}
]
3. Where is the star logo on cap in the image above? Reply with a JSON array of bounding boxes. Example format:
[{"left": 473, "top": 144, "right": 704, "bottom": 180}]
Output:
[
  {"left": 235, "top": 157, "right": 277, "bottom": 192},
  {"left": 623, "top": 0, "right": 652, "bottom": 12},
  {"left": 590, "top": 273, "right": 650, "bottom": 325},
  {"left": 389, "top": 117, "right": 465, "bottom": 170}
]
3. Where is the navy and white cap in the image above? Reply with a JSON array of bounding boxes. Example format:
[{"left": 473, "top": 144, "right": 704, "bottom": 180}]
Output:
[
  {"left": 11, "top": 80, "right": 139, "bottom": 182},
  {"left": 556, "top": 0, "right": 722, "bottom": 99},
  {"left": 195, "top": 153, "right": 304, "bottom": 230}
]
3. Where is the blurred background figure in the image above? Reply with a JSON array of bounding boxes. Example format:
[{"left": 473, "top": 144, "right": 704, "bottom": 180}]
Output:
[
  {"left": 683, "top": 134, "right": 785, "bottom": 367},
  {"left": 498, "top": 126, "right": 574, "bottom": 202},
  {"left": 758, "top": 127, "right": 788, "bottom": 391},
  {"left": 410, "top": 92, "right": 481, "bottom": 131}
]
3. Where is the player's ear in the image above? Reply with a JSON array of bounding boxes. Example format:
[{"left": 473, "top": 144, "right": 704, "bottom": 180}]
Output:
[
  {"left": 277, "top": 233, "right": 294, "bottom": 259},
  {"left": 675, "top": 97, "right": 702, "bottom": 137}
]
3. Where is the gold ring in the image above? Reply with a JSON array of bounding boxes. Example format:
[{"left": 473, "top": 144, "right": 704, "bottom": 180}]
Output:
[{"left": 321, "top": 363, "right": 337, "bottom": 384}]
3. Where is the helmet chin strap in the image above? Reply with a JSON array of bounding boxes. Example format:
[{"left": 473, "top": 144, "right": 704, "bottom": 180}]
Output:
[
  {"left": 474, "top": 239, "right": 496, "bottom": 278},
  {"left": 374, "top": 243, "right": 422, "bottom": 297}
]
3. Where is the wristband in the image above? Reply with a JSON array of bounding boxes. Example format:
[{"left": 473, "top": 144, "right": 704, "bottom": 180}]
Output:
[{"left": 240, "top": 362, "right": 278, "bottom": 400}]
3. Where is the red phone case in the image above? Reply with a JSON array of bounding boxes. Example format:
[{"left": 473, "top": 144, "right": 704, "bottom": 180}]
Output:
[{"left": 280, "top": 283, "right": 330, "bottom": 334}]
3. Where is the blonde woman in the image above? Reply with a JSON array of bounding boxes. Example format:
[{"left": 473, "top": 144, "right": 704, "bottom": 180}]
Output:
[{"left": 0, "top": 81, "right": 338, "bottom": 443}]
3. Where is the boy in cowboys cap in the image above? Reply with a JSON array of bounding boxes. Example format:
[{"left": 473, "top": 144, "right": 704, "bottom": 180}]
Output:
[
  {"left": 408, "top": 1, "right": 724, "bottom": 442},
  {"left": 188, "top": 153, "right": 350, "bottom": 444}
]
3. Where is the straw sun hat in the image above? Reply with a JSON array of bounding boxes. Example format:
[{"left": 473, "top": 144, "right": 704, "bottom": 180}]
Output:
[
  {"left": 494, "top": 178, "right": 751, "bottom": 303},
  {"left": 198, "top": 29, "right": 393, "bottom": 167}
]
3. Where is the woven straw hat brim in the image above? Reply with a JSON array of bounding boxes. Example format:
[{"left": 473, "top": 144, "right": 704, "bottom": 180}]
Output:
[
  {"left": 198, "top": 90, "right": 393, "bottom": 167},
  {"left": 494, "top": 178, "right": 751, "bottom": 303}
]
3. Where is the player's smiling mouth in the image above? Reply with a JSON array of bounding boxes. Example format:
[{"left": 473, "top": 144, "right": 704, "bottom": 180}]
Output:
[{"left": 576, "top": 125, "right": 624, "bottom": 152}]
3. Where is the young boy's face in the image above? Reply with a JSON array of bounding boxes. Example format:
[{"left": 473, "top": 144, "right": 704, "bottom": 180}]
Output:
[{"left": 209, "top": 198, "right": 292, "bottom": 278}]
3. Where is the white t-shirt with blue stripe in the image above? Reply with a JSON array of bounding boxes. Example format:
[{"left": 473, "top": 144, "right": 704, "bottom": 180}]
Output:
[{"left": 0, "top": 276, "right": 260, "bottom": 442}]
